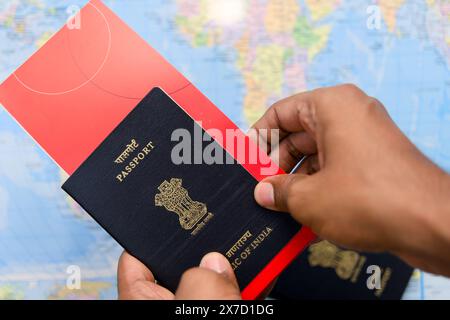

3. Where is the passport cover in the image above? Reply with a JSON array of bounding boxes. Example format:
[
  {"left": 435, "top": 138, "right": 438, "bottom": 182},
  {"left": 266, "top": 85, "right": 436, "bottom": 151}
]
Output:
[
  {"left": 62, "top": 87, "right": 301, "bottom": 294},
  {"left": 0, "top": 0, "right": 316, "bottom": 299},
  {"left": 271, "top": 240, "right": 413, "bottom": 300}
]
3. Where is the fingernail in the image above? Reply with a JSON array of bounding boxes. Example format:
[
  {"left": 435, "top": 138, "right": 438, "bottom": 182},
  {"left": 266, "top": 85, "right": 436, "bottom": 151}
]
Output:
[
  {"left": 200, "top": 252, "right": 230, "bottom": 274},
  {"left": 254, "top": 182, "right": 275, "bottom": 207}
]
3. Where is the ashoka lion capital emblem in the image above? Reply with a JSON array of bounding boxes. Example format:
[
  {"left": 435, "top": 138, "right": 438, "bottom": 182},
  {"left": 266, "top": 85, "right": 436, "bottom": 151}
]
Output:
[
  {"left": 308, "top": 240, "right": 361, "bottom": 280},
  {"left": 155, "top": 178, "right": 208, "bottom": 230}
]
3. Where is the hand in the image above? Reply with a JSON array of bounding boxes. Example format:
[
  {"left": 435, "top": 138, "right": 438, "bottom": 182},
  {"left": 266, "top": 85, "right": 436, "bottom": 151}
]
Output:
[
  {"left": 252, "top": 84, "right": 450, "bottom": 276},
  {"left": 117, "top": 251, "right": 241, "bottom": 300}
]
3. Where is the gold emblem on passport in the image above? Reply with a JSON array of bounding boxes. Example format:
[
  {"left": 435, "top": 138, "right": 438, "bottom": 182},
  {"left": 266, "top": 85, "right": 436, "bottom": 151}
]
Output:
[
  {"left": 308, "top": 240, "right": 366, "bottom": 282},
  {"left": 155, "top": 178, "right": 212, "bottom": 233}
]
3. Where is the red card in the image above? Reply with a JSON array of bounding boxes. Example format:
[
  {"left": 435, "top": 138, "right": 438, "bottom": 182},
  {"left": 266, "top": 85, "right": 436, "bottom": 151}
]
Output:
[{"left": 0, "top": 0, "right": 315, "bottom": 299}]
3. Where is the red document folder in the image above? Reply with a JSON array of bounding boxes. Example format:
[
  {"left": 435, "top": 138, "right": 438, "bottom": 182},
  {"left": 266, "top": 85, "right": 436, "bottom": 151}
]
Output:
[{"left": 0, "top": 0, "right": 315, "bottom": 299}]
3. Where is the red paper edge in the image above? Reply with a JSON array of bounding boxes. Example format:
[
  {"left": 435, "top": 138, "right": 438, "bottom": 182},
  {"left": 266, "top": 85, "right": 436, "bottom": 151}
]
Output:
[{"left": 241, "top": 227, "right": 316, "bottom": 300}]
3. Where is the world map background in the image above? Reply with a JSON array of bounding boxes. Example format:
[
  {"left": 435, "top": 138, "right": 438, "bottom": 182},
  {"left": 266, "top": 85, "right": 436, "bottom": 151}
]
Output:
[{"left": 0, "top": 0, "right": 449, "bottom": 299}]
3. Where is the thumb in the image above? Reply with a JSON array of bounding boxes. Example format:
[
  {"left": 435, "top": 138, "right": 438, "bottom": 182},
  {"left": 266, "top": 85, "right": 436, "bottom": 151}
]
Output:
[
  {"left": 254, "top": 173, "right": 311, "bottom": 213},
  {"left": 175, "top": 252, "right": 241, "bottom": 300}
]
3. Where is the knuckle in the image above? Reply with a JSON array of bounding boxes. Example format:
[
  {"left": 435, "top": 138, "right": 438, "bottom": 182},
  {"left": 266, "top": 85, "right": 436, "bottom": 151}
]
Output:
[
  {"left": 294, "top": 99, "right": 309, "bottom": 115},
  {"left": 362, "top": 96, "right": 389, "bottom": 119},
  {"left": 368, "top": 97, "right": 387, "bottom": 112},
  {"left": 292, "top": 94, "right": 309, "bottom": 108},
  {"left": 338, "top": 84, "right": 371, "bottom": 108},
  {"left": 366, "top": 96, "right": 379, "bottom": 107},
  {"left": 269, "top": 99, "right": 283, "bottom": 111},
  {"left": 296, "top": 99, "right": 316, "bottom": 127},
  {"left": 266, "top": 105, "right": 282, "bottom": 128},
  {"left": 339, "top": 83, "right": 364, "bottom": 97}
]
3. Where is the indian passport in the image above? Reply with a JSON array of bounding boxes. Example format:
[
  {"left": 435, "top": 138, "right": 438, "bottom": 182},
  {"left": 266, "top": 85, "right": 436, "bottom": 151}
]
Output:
[
  {"left": 62, "top": 87, "right": 301, "bottom": 293},
  {"left": 271, "top": 240, "right": 413, "bottom": 300}
]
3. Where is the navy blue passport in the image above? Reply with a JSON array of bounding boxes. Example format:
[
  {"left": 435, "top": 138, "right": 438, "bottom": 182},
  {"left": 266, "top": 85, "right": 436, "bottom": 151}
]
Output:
[
  {"left": 62, "top": 87, "right": 300, "bottom": 292},
  {"left": 270, "top": 240, "right": 413, "bottom": 300}
]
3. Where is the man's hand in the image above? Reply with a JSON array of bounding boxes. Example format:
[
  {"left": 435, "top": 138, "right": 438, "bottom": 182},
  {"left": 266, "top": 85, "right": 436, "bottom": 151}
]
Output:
[
  {"left": 253, "top": 84, "right": 450, "bottom": 276},
  {"left": 118, "top": 251, "right": 241, "bottom": 300}
]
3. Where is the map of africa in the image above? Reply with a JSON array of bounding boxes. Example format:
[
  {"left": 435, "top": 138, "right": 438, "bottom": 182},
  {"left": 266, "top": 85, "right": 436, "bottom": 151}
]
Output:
[{"left": 0, "top": 0, "right": 449, "bottom": 299}]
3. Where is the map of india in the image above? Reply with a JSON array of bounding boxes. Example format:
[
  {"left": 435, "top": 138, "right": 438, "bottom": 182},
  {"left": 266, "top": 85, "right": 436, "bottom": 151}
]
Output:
[{"left": 0, "top": 0, "right": 449, "bottom": 299}]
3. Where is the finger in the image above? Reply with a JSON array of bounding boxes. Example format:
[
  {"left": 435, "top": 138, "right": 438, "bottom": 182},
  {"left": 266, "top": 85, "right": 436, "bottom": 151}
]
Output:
[
  {"left": 252, "top": 91, "right": 314, "bottom": 134},
  {"left": 269, "top": 132, "right": 317, "bottom": 172},
  {"left": 175, "top": 253, "right": 241, "bottom": 300},
  {"left": 256, "top": 172, "right": 335, "bottom": 235},
  {"left": 251, "top": 91, "right": 318, "bottom": 154},
  {"left": 118, "top": 251, "right": 155, "bottom": 284},
  {"left": 199, "top": 252, "right": 239, "bottom": 286},
  {"left": 118, "top": 251, "right": 174, "bottom": 300},
  {"left": 254, "top": 173, "right": 326, "bottom": 232},
  {"left": 254, "top": 174, "right": 305, "bottom": 212},
  {"left": 251, "top": 85, "right": 371, "bottom": 155},
  {"left": 254, "top": 172, "right": 323, "bottom": 212}
]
